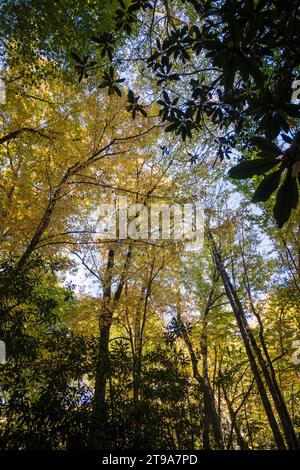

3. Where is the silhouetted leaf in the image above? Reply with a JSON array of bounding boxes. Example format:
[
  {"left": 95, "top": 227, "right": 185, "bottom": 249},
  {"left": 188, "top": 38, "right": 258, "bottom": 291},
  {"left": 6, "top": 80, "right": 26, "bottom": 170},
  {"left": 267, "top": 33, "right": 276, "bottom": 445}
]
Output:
[
  {"left": 251, "top": 137, "right": 282, "bottom": 158},
  {"left": 273, "top": 174, "right": 299, "bottom": 227},
  {"left": 228, "top": 159, "right": 280, "bottom": 179},
  {"left": 252, "top": 169, "right": 282, "bottom": 202}
]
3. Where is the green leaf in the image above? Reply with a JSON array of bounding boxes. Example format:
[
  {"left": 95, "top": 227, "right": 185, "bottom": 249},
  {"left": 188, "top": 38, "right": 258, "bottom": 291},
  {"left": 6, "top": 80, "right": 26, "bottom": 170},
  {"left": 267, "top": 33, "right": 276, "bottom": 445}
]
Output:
[
  {"left": 281, "top": 133, "right": 292, "bottom": 144},
  {"left": 165, "top": 122, "right": 179, "bottom": 132},
  {"left": 261, "top": 112, "right": 281, "bottom": 140},
  {"left": 228, "top": 159, "right": 280, "bottom": 179},
  {"left": 139, "top": 107, "right": 148, "bottom": 117},
  {"left": 91, "top": 35, "right": 102, "bottom": 44},
  {"left": 251, "top": 137, "right": 282, "bottom": 158},
  {"left": 252, "top": 169, "right": 282, "bottom": 202},
  {"left": 223, "top": 54, "right": 237, "bottom": 92},
  {"left": 243, "top": 58, "right": 265, "bottom": 88},
  {"left": 163, "top": 91, "right": 170, "bottom": 104},
  {"left": 128, "top": 89, "right": 135, "bottom": 103},
  {"left": 114, "top": 86, "right": 122, "bottom": 97},
  {"left": 273, "top": 174, "right": 299, "bottom": 227}
]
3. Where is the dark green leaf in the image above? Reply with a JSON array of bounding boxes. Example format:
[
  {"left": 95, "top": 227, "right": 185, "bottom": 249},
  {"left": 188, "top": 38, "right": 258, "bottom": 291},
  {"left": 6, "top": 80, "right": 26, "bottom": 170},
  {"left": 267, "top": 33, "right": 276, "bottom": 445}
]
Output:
[
  {"left": 252, "top": 169, "right": 282, "bottom": 202},
  {"left": 251, "top": 137, "right": 282, "bottom": 158},
  {"left": 228, "top": 159, "right": 280, "bottom": 179},
  {"left": 273, "top": 174, "right": 298, "bottom": 227}
]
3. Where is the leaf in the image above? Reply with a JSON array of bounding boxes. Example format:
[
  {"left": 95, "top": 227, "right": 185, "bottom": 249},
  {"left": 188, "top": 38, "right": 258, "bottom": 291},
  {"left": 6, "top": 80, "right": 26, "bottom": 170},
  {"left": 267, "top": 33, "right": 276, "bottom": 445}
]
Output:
[
  {"left": 117, "top": 0, "right": 126, "bottom": 9},
  {"left": 99, "top": 80, "right": 110, "bottom": 89},
  {"left": 70, "top": 52, "right": 85, "bottom": 65},
  {"left": 251, "top": 137, "right": 282, "bottom": 158},
  {"left": 281, "top": 133, "right": 293, "bottom": 144},
  {"left": 139, "top": 107, "right": 148, "bottom": 117},
  {"left": 128, "top": 89, "right": 135, "bottom": 103},
  {"left": 292, "top": 161, "right": 300, "bottom": 179},
  {"left": 163, "top": 90, "right": 170, "bottom": 104},
  {"left": 228, "top": 159, "right": 280, "bottom": 179},
  {"left": 273, "top": 174, "right": 298, "bottom": 227},
  {"left": 260, "top": 112, "right": 281, "bottom": 140},
  {"left": 243, "top": 57, "right": 265, "bottom": 88},
  {"left": 91, "top": 35, "right": 102, "bottom": 44},
  {"left": 223, "top": 54, "right": 236, "bottom": 92},
  {"left": 88, "top": 61, "right": 97, "bottom": 68},
  {"left": 165, "top": 122, "right": 179, "bottom": 132},
  {"left": 252, "top": 169, "right": 282, "bottom": 202},
  {"left": 114, "top": 86, "right": 122, "bottom": 97}
]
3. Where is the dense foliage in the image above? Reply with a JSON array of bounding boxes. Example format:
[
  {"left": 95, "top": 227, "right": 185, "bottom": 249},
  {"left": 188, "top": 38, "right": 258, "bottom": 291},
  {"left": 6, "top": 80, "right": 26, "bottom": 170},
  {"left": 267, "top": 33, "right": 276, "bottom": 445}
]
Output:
[{"left": 0, "top": 0, "right": 299, "bottom": 451}]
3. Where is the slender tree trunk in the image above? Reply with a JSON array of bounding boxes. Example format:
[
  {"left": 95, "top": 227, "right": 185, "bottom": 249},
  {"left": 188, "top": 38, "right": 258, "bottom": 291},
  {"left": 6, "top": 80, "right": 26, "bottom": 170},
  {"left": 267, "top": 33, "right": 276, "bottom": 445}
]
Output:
[
  {"left": 200, "top": 291, "right": 213, "bottom": 449},
  {"left": 247, "top": 314, "right": 299, "bottom": 449},
  {"left": 132, "top": 260, "right": 156, "bottom": 446},
  {"left": 133, "top": 289, "right": 144, "bottom": 404},
  {"left": 241, "top": 250, "right": 299, "bottom": 449},
  {"left": 179, "top": 319, "right": 224, "bottom": 449},
  {"left": 221, "top": 379, "right": 249, "bottom": 450},
  {"left": 89, "top": 246, "right": 132, "bottom": 449},
  {"left": 208, "top": 231, "right": 286, "bottom": 450},
  {"left": 90, "top": 320, "right": 113, "bottom": 449},
  {"left": 89, "top": 248, "right": 114, "bottom": 449}
]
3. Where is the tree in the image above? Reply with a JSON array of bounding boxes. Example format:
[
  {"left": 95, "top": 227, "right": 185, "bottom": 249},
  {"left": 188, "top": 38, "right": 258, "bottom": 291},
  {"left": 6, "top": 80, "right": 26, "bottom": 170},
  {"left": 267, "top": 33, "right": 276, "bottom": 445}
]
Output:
[
  {"left": 1, "top": 0, "right": 300, "bottom": 452},
  {"left": 53, "top": 0, "right": 300, "bottom": 227},
  {"left": 0, "top": 255, "right": 95, "bottom": 449}
]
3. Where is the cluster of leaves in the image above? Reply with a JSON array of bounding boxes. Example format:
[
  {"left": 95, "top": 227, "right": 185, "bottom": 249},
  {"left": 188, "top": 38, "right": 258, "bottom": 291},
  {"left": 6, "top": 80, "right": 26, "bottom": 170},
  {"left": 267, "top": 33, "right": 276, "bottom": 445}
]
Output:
[
  {"left": 70, "top": 52, "right": 97, "bottom": 83},
  {"left": 105, "top": 339, "right": 198, "bottom": 449},
  {"left": 127, "top": 90, "right": 147, "bottom": 118},
  {"left": 0, "top": 0, "right": 119, "bottom": 84},
  {"left": 91, "top": 33, "right": 116, "bottom": 61},
  {"left": 229, "top": 134, "right": 300, "bottom": 227},
  {"left": 99, "top": 65, "right": 126, "bottom": 96},
  {"left": 0, "top": 257, "right": 201, "bottom": 450},
  {"left": 165, "top": 315, "right": 192, "bottom": 342},
  {"left": 146, "top": 0, "right": 300, "bottom": 140},
  {"left": 115, "top": 0, "right": 152, "bottom": 34},
  {"left": 3, "top": 0, "right": 300, "bottom": 226},
  {"left": 114, "top": 0, "right": 300, "bottom": 226},
  {"left": 0, "top": 257, "right": 96, "bottom": 449}
]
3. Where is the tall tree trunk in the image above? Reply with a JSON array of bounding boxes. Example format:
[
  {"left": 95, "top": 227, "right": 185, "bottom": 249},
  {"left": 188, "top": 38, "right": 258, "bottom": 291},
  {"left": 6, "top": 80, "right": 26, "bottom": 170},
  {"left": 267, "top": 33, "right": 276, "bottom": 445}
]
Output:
[
  {"left": 208, "top": 231, "right": 286, "bottom": 450},
  {"left": 179, "top": 318, "right": 224, "bottom": 449},
  {"left": 200, "top": 289, "right": 214, "bottom": 449},
  {"left": 246, "top": 310, "right": 299, "bottom": 449},
  {"left": 220, "top": 377, "right": 249, "bottom": 450},
  {"left": 133, "top": 288, "right": 144, "bottom": 404},
  {"left": 132, "top": 259, "right": 156, "bottom": 446},
  {"left": 241, "top": 250, "right": 299, "bottom": 449},
  {"left": 89, "top": 248, "right": 114, "bottom": 449},
  {"left": 89, "top": 245, "right": 132, "bottom": 449}
]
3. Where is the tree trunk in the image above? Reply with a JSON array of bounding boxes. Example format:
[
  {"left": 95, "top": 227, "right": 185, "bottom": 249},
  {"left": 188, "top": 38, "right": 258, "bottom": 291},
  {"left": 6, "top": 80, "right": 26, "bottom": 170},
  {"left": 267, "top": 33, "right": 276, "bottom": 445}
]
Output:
[
  {"left": 241, "top": 251, "right": 299, "bottom": 449},
  {"left": 180, "top": 319, "right": 224, "bottom": 449},
  {"left": 208, "top": 231, "right": 286, "bottom": 450},
  {"left": 89, "top": 246, "right": 132, "bottom": 449},
  {"left": 200, "top": 291, "right": 213, "bottom": 449}
]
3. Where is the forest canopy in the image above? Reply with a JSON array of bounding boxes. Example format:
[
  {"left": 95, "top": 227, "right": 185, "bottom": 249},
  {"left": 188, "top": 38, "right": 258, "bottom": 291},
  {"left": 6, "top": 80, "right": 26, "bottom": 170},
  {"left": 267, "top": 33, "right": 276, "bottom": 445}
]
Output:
[{"left": 0, "top": 0, "right": 300, "bottom": 452}]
